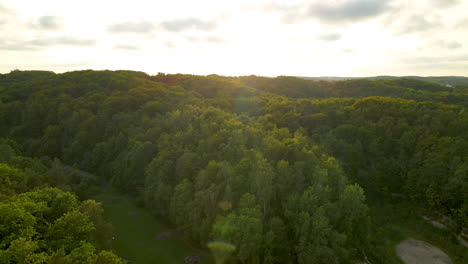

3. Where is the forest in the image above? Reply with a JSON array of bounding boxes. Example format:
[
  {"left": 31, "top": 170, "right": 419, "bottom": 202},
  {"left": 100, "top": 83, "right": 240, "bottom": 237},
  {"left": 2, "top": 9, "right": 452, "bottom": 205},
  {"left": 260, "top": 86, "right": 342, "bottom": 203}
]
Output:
[{"left": 0, "top": 70, "right": 467, "bottom": 264}]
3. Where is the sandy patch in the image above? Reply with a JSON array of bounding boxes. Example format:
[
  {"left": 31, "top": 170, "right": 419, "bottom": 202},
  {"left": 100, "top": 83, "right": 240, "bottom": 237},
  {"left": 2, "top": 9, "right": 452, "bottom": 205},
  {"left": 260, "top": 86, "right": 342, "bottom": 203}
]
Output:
[
  {"left": 421, "top": 215, "right": 447, "bottom": 229},
  {"left": 457, "top": 235, "right": 468, "bottom": 248},
  {"left": 396, "top": 239, "right": 452, "bottom": 264}
]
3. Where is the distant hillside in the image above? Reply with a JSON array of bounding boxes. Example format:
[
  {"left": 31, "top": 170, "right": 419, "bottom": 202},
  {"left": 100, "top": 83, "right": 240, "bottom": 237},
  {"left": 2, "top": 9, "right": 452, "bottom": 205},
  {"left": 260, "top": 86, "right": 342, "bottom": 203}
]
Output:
[
  {"left": 300, "top": 76, "right": 468, "bottom": 87},
  {"left": 234, "top": 75, "right": 468, "bottom": 106}
]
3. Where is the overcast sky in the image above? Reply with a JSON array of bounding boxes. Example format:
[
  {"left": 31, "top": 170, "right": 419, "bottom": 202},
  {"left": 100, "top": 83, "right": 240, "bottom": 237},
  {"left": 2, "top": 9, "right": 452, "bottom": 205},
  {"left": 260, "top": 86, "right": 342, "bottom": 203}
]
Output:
[{"left": 0, "top": 0, "right": 466, "bottom": 77}]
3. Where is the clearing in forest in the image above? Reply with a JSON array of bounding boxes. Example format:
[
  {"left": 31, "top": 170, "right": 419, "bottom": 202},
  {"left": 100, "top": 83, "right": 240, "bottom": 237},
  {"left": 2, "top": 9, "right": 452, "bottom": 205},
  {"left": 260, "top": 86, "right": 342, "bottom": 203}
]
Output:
[
  {"left": 396, "top": 238, "right": 452, "bottom": 264},
  {"left": 93, "top": 187, "right": 211, "bottom": 264}
]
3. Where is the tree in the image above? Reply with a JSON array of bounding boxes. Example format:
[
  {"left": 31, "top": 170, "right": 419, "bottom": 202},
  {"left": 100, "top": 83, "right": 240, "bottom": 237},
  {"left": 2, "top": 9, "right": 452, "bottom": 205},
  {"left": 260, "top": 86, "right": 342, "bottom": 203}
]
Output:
[
  {"left": 95, "top": 251, "right": 124, "bottom": 264},
  {"left": 335, "top": 184, "right": 369, "bottom": 248},
  {"left": 212, "top": 193, "right": 263, "bottom": 264},
  {"left": 169, "top": 179, "right": 193, "bottom": 226},
  {"left": 249, "top": 154, "right": 274, "bottom": 216},
  {"left": 0, "top": 163, "right": 28, "bottom": 196},
  {"left": 80, "top": 200, "right": 113, "bottom": 249},
  {"left": 3, "top": 237, "right": 49, "bottom": 264},
  {"left": 47, "top": 210, "right": 95, "bottom": 251},
  {"left": 64, "top": 242, "right": 97, "bottom": 264},
  {"left": 0, "top": 201, "right": 36, "bottom": 248}
]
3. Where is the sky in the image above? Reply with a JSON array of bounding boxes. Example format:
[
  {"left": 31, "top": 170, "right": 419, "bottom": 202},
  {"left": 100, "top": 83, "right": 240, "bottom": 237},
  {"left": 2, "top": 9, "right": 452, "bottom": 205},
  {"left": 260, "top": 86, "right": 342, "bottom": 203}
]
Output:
[{"left": 0, "top": 0, "right": 467, "bottom": 77}]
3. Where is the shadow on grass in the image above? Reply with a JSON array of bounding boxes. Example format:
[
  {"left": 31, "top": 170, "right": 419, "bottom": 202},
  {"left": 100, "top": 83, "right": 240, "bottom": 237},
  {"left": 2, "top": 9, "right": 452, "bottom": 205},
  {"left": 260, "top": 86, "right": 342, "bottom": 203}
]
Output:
[{"left": 93, "top": 187, "right": 213, "bottom": 264}]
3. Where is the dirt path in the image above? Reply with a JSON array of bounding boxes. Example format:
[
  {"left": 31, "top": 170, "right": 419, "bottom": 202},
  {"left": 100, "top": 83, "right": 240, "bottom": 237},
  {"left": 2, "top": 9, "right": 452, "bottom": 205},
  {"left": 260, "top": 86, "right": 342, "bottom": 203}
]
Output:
[{"left": 396, "top": 239, "right": 452, "bottom": 264}]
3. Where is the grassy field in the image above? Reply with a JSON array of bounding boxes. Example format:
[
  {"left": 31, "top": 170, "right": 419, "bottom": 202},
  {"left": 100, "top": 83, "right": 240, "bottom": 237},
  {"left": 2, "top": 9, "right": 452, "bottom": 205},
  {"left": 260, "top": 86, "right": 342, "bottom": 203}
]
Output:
[
  {"left": 93, "top": 187, "right": 212, "bottom": 264},
  {"left": 366, "top": 199, "right": 467, "bottom": 264}
]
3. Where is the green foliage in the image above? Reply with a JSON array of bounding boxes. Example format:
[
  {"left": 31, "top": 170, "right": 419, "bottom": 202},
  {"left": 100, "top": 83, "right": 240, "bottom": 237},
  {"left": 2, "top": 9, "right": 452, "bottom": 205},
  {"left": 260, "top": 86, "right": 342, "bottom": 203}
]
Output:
[
  {"left": 95, "top": 250, "right": 125, "bottom": 264},
  {"left": 64, "top": 242, "right": 97, "bottom": 264},
  {"left": 1, "top": 70, "right": 466, "bottom": 263},
  {"left": 2, "top": 237, "right": 49, "bottom": 264},
  {"left": 335, "top": 184, "right": 369, "bottom": 247},
  {"left": 0, "top": 139, "right": 17, "bottom": 163},
  {"left": 0, "top": 160, "right": 119, "bottom": 263},
  {"left": 47, "top": 210, "right": 95, "bottom": 251},
  {"left": 80, "top": 200, "right": 113, "bottom": 249},
  {"left": 0, "top": 163, "right": 28, "bottom": 196}
]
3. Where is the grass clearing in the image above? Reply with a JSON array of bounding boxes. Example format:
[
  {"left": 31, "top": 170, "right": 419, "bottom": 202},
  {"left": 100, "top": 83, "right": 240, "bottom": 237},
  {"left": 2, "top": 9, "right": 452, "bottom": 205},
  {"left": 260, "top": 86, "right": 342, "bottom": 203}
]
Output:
[
  {"left": 366, "top": 199, "right": 467, "bottom": 264},
  {"left": 396, "top": 239, "right": 452, "bottom": 264},
  {"left": 93, "top": 187, "right": 212, "bottom": 264}
]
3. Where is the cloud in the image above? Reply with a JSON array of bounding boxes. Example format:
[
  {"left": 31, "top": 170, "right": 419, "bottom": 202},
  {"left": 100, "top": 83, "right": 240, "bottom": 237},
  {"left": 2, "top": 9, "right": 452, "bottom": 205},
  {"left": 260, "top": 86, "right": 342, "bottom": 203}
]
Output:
[
  {"left": 432, "top": 0, "right": 459, "bottom": 8},
  {"left": 28, "top": 36, "right": 95, "bottom": 46},
  {"left": 6, "top": 61, "right": 94, "bottom": 72},
  {"left": 316, "top": 32, "right": 342, "bottom": 41},
  {"left": 455, "top": 18, "right": 468, "bottom": 29},
  {"left": 400, "top": 54, "right": 468, "bottom": 64},
  {"left": 396, "top": 15, "right": 441, "bottom": 35},
  {"left": 185, "top": 35, "right": 225, "bottom": 43},
  {"left": 262, "top": 4, "right": 303, "bottom": 24},
  {"left": 266, "top": 0, "right": 393, "bottom": 25},
  {"left": 37, "top": 16, "right": 63, "bottom": 30},
  {"left": 0, "top": 36, "right": 96, "bottom": 51},
  {"left": 27, "top": 61, "right": 92, "bottom": 69},
  {"left": 107, "top": 21, "right": 154, "bottom": 34},
  {"left": 164, "top": 41, "right": 176, "bottom": 48},
  {"left": 113, "top": 44, "right": 140, "bottom": 50},
  {"left": 107, "top": 18, "right": 217, "bottom": 34},
  {"left": 430, "top": 40, "right": 463, "bottom": 50},
  {"left": 0, "top": 4, "right": 15, "bottom": 15},
  {"left": 446, "top": 41, "right": 462, "bottom": 49},
  {"left": 0, "top": 4, "right": 16, "bottom": 28},
  {"left": 308, "top": 0, "right": 392, "bottom": 23},
  {"left": 160, "top": 18, "right": 217, "bottom": 32}
]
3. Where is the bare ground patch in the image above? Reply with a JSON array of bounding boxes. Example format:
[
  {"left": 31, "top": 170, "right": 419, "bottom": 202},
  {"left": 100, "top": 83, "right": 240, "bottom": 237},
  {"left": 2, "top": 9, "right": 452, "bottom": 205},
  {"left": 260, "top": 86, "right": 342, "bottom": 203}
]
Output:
[{"left": 396, "top": 239, "right": 452, "bottom": 264}]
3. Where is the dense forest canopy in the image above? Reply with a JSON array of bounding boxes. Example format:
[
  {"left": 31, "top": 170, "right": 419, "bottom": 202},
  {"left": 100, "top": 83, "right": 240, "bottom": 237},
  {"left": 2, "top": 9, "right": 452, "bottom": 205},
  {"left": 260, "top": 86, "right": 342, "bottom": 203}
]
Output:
[
  {"left": 0, "top": 70, "right": 467, "bottom": 263},
  {"left": 0, "top": 138, "right": 123, "bottom": 263},
  {"left": 301, "top": 76, "right": 468, "bottom": 88}
]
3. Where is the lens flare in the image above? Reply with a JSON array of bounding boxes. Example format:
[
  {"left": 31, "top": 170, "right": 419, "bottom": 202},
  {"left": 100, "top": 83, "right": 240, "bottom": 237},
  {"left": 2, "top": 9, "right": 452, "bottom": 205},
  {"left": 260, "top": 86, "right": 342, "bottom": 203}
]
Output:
[{"left": 207, "top": 241, "right": 236, "bottom": 264}]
